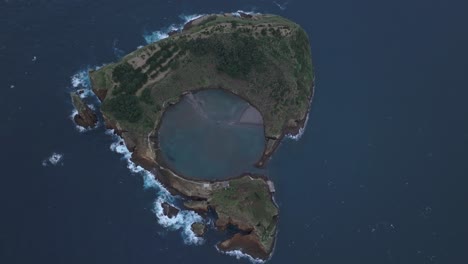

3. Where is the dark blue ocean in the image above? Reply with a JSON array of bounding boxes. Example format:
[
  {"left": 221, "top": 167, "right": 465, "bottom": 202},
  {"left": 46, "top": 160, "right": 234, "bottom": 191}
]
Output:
[{"left": 1, "top": 0, "right": 468, "bottom": 263}]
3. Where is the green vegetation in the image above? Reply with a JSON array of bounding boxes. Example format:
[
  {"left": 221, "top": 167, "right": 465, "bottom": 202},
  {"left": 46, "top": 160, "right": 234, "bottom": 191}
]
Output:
[
  {"left": 102, "top": 94, "right": 142, "bottom": 123},
  {"left": 181, "top": 33, "right": 264, "bottom": 78},
  {"left": 140, "top": 88, "right": 154, "bottom": 104},
  {"left": 90, "top": 13, "right": 313, "bottom": 150},
  {"left": 88, "top": 14, "right": 313, "bottom": 257},
  {"left": 112, "top": 63, "right": 147, "bottom": 95},
  {"left": 210, "top": 176, "right": 278, "bottom": 251}
]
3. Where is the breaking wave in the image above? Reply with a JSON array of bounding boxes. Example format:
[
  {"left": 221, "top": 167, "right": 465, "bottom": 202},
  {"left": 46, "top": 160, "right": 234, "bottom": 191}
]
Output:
[
  {"left": 143, "top": 11, "right": 260, "bottom": 44},
  {"left": 286, "top": 95, "right": 313, "bottom": 141},
  {"left": 70, "top": 66, "right": 104, "bottom": 100},
  {"left": 66, "top": 10, "right": 284, "bottom": 259},
  {"left": 285, "top": 112, "right": 309, "bottom": 141},
  {"left": 112, "top": 39, "right": 125, "bottom": 59},
  {"left": 42, "top": 152, "right": 64, "bottom": 166},
  {"left": 143, "top": 13, "right": 205, "bottom": 44},
  {"left": 273, "top": 1, "right": 289, "bottom": 11},
  {"left": 108, "top": 132, "right": 204, "bottom": 245},
  {"left": 215, "top": 246, "right": 265, "bottom": 264},
  {"left": 231, "top": 10, "right": 260, "bottom": 17},
  {"left": 69, "top": 108, "right": 100, "bottom": 133},
  {"left": 69, "top": 67, "right": 104, "bottom": 132}
]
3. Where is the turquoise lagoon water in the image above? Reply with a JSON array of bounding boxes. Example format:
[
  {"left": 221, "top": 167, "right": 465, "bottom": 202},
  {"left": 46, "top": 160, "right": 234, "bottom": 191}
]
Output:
[{"left": 158, "top": 89, "right": 265, "bottom": 180}]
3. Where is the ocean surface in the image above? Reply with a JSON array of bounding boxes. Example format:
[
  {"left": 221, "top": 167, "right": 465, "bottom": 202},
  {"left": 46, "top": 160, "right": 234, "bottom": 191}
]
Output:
[
  {"left": 159, "top": 89, "right": 265, "bottom": 180},
  {"left": 1, "top": 0, "right": 468, "bottom": 263}
]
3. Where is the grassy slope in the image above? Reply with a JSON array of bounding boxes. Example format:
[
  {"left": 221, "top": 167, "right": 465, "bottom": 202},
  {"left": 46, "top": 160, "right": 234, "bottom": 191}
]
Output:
[
  {"left": 90, "top": 13, "right": 313, "bottom": 141},
  {"left": 88, "top": 13, "right": 310, "bottom": 257},
  {"left": 209, "top": 176, "right": 278, "bottom": 252}
]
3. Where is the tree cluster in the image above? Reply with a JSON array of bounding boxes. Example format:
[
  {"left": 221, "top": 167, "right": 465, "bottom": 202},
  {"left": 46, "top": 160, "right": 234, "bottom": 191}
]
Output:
[
  {"left": 182, "top": 33, "right": 264, "bottom": 78},
  {"left": 112, "top": 63, "right": 147, "bottom": 95},
  {"left": 103, "top": 94, "right": 142, "bottom": 123}
]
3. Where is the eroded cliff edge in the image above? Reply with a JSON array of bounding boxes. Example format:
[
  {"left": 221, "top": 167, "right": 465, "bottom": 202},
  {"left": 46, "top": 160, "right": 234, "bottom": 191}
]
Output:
[{"left": 87, "top": 13, "right": 314, "bottom": 260}]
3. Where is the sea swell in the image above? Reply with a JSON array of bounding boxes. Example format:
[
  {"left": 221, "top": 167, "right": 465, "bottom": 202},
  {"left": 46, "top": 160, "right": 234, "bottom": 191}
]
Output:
[
  {"left": 42, "top": 152, "right": 64, "bottom": 166},
  {"left": 285, "top": 94, "right": 313, "bottom": 141},
  {"left": 67, "top": 11, "right": 280, "bottom": 261},
  {"left": 142, "top": 11, "right": 260, "bottom": 44},
  {"left": 215, "top": 246, "right": 265, "bottom": 264},
  {"left": 69, "top": 67, "right": 104, "bottom": 132},
  {"left": 108, "top": 132, "right": 204, "bottom": 245},
  {"left": 143, "top": 13, "right": 205, "bottom": 44}
]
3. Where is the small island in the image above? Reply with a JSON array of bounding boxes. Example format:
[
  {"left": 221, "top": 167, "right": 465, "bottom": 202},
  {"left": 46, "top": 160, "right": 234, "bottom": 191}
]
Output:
[{"left": 85, "top": 13, "right": 313, "bottom": 260}]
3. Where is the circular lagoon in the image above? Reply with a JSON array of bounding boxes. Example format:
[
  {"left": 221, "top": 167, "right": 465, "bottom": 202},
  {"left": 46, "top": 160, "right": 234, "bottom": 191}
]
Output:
[{"left": 158, "top": 89, "right": 265, "bottom": 180}]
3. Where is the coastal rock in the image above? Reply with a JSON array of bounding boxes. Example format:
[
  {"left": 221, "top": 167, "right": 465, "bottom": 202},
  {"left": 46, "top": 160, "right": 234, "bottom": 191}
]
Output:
[
  {"left": 218, "top": 233, "right": 269, "bottom": 260},
  {"left": 161, "top": 202, "right": 179, "bottom": 218},
  {"left": 93, "top": 88, "right": 108, "bottom": 101},
  {"left": 88, "top": 13, "right": 313, "bottom": 261},
  {"left": 238, "top": 12, "right": 253, "bottom": 19},
  {"left": 191, "top": 222, "right": 206, "bottom": 237},
  {"left": 183, "top": 200, "right": 209, "bottom": 213},
  {"left": 70, "top": 92, "right": 97, "bottom": 128}
]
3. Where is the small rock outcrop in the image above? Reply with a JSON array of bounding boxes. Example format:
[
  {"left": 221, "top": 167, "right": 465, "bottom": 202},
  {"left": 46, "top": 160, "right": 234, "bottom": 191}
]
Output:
[
  {"left": 191, "top": 222, "right": 206, "bottom": 237},
  {"left": 161, "top": 202, "right": 179, "bottom": 218},
  {"left": 70, "top": 92, "right": 97, "bottom": 128}
]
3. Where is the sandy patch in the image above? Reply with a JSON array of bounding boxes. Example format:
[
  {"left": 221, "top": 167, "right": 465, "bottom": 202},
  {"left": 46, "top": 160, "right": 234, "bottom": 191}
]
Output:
[{"left": 239, "top": 105, "right": 263, "bottom": 125}]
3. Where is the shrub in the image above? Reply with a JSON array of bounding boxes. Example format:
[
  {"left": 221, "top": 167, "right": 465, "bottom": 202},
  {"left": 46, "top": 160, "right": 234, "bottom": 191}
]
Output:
[
  {"left": 140, "top": 88, "right": 154, "bottom": 104},
  {"left": 112, "top": 63, "right": 147, "bottom": 95},
  {"left": 103, "top": 94, "right": 142, "bottom": 122}
]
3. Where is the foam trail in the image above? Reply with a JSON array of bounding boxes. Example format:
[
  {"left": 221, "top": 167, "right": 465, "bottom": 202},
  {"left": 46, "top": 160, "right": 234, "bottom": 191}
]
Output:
[
  {"left": 286, "top": 95, "right": 313, "bottom": 140},
  {"left": 285, "top": 112, "right": 309, "bottom": 141},
  {"left": 216, "top": 246, "right": 265, "bottom": 264},
  {"left": 112, "top": 40, "right": 125, "bottom": 59},
  {"left": 143, "top": 11, "right": 266, "bottom": 44},
  {"left": 231, "top": 10, "right": 261, "bottom": 17},
  {"left": 69, "top": 108, "right": 99, "bottom": 133},
  {"left": 69, "top": 68, "right": 103, "bottom": 132},
  {"left": 273, "top": 1, "right": 289, "bottom": 11},
  {"left": 143, "top": 13, "right": 205, "bottom": 44},
  {"left": 179, "top": 13, "right": 205, "bottom": 24},
  {"left": 108, "top": 131, "right": 204, "bottom": 245},
  {"left": 143, "top": 30, "right": 170, "bottom": 44},
  {"left": 70, "top": 67, "right": 101, "bottom": 99}
]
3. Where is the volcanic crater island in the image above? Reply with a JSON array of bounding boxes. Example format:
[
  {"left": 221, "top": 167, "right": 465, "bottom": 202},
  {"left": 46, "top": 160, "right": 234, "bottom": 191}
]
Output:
[{"left": 72, "top": 13, "right": 313, "bottom": 260}]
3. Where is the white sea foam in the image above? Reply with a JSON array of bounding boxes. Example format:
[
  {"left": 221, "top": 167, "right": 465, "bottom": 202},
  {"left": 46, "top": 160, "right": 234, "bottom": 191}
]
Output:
[
  {"left": 215, "top": 246, "right": 265, "bottom": 264},
  {"left": 112, "top": 39, "right": 125, "bottom": 59},
  {"left": 70, "top": 66, "right": 106, "bottom": 100},
  {"left": 69, "top": 108, "right": 99, "bottom": 133},
  {"left": 42, "top": 152, "right": 64, "bottom": 166},
  {"left": 286, "top": 95, "right": 313, "bottom": 140},
  {"left": 107, "top": 130, "right": 204, "bottom": 245},
  {"left": 285, "top": 112, "right": 309, "bottom": 141},
  {"left": 69, "top": 66, "right": 105, "bottom": 133},
  {"left": 273, "top": 1, "right": 289, "bottom": 11},
  {"left": 231, "top": 10, "right": 260, "bottom": 17},
  {"left": 71, "top": 69, "right": 90, "bottom": 89},
  {"left": 143, "top": 31, "right": 170, "bottom": 44},
  {"left": 143, "top": 13, "right": 205, "bottom": 44},
  {"left": 70, "top": 69, "right": 94, "bottom": 99}
]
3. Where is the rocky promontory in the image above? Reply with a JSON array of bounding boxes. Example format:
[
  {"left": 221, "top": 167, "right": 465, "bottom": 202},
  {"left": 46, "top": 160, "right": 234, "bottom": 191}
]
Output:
[
  {"left": 88, "top": 13, "right": 313, "bottom": 261},
  {"left": 70, "top": 92, "right": 97, "bottom": 128}
]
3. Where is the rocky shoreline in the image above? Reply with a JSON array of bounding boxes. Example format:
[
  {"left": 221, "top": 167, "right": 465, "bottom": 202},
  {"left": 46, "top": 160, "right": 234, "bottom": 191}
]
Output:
[
  {"left": 80, "top": 13, "right": 314, "bottom": 261},
  {"left": 256, "top": 79, "right": 315, "bottom": 167},
  {"left": 84, "top": 58, "right": 312, "bottom": 264},
  {"left": 70, "top": 92, "right": 98, "bottom": 128}
]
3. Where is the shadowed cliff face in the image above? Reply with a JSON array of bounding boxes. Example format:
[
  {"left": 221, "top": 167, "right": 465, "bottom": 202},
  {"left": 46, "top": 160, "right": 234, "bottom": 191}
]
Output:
[{"left": 158, "top": 89, "right": 265, "bottom": 180}]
